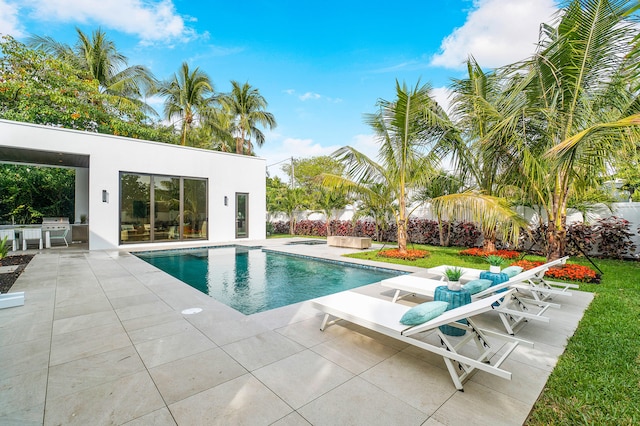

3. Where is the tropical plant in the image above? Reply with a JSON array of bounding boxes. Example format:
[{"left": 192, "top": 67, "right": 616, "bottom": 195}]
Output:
[
  {"left": 0, "top": 164, "right": 75, "bottom": 224},
  {"left": 217, "top": 80, "right": 276, "bottom": 154},
  {"left": 441, "top": 57, "right": 529, "bottom": 252},
  {"left": 281, "top": 156, "right": 349, "bottom": 236},
  {"left": 0, "top": 36, "right": 176, "bottom": 142},
  {"left": 414, "top": 169, "right": 465, "bottom": 247},
  {"left": 269, "top": 187, "right": 306, "bottom": 235},
  {"left": 28, "top": 28, "right": 157, "bottom": 113},
  {"left": 0, "top": 236, "right": 9, "bottom": 259},
  {"left": 351, "top": 182, "right": 395, "bottom": 242},
  {"left": 499, "top": 0, "right": 640, "bottom": 260},
  {"left": 444, "top": 266, "right": 463, "bottom": 281},
  {"left": 430, "top": 192, "right": 528, "bottom": 251},
  {"left": 486, "top": 255, "right": 505, "bottom": 267},
  {"left": 159, "top": 62, "right": 214, "bottom": 146},
  {"left": 327, "top": 80, "right": 445, "bottom": 254}
]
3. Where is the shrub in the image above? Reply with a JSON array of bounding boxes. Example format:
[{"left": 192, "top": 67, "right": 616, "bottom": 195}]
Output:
[
  {"left": 509, "top": 259, "right": 599, "bottom": 283},
  {"left": 566, "top": 222, "right": 598, "bottom": 257},
  {"left": 591, "top": 216, "right": 636, "bottom": 259},
  {"left": 450, "top": 221, "right": 482, "bottom": 247},
  {"left": 294, "top": 220, "right": 325, "bottom": 236},
  {"left": 378, "top": 248, "right": 429, "bottom": 260},
  {"left": 525, "top": 217, "right": 638, "bottom": 260},
  {"left": 270, "top": 221, "right": 290, "bottom": 234},
  {"left": 460, "top": 247, "right": 521, "bottom": 259}
]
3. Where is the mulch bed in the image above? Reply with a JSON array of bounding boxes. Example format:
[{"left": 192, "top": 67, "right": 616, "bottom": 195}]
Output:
[{"left": 0, "top": 254, "right": 34, "bottom": 293}]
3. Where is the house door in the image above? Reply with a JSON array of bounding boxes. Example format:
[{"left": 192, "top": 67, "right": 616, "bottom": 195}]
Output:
[{"left": 236, "top": 193, "right": 248, "bottom": 238}]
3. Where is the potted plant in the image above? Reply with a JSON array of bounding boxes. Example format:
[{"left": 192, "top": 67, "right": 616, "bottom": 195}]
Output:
[
  {"left": 444, "top": 266, "right": 463, "bottom": 291},
  {"left": 486, "top": 255, "right": 505, "bottom": 273}
]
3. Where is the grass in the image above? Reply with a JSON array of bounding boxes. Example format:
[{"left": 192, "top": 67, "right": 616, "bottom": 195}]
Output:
[{"left": 346, "top": 244, "right": 640, "bottom": 425}]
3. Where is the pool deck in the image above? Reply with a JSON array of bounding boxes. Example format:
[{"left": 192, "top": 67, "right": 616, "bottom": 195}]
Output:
[{"left": 0, "top": 239, "right": 593, "bottom": 425}]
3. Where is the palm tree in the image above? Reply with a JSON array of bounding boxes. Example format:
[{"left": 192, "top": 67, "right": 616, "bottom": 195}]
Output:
[
  {"left": 503, "top": 0, "right": 640, "bottom": 259},
  {"left": 350, "top": 181, "right": 395, "bottom": 242},
  {"left": 327, "top": 80, "right": 442, "bottom": 253},
  {"left": 159, "top": 62, "right": 214, "bottom": 146},
  {"left": 200, "top": 106, "right": 237, "bottom": 152},
  {"left": 414, "top": 170, "right": 465, "bottom": 247},
  {"left": 28, "top": 28, "right": 156, "bottom": 106},
  {"left": 438, "top": 57, "right": 529, "bottom": 252},
  {"left": 218, "top": 81, "right": 276, "bottom": 155}
]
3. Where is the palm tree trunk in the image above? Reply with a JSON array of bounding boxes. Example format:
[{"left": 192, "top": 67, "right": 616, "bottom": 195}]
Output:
[
  {"left": 482, "top": 227, "right": 497, "bottom": 252},
  {"left": 180, "top": 124, "right": 187, "bottom": 146},
  {"left": 546, "top": 182, "right": 569, "bottom": 261}
]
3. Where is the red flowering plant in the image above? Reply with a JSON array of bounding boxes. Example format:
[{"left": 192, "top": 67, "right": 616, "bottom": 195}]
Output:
[
  {"left": 378, "top": 249, "right": 430, "bottom": 261},
  {"left": 459, "top": 248, "right": 521, "bottom": 259},
  {"left": 509, "top": 260, "right": 599, "bottom": 283}
]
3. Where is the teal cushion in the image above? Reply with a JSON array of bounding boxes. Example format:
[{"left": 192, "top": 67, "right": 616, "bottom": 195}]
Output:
[
  {"left": 501, "top": 266, "right": 523, "bottom": 278},
  {"left": 400, "top": 301, "right": 449, "bottom": 325},
  {"left": 462, "top": 279, "right": 493, "bottom": 295}
]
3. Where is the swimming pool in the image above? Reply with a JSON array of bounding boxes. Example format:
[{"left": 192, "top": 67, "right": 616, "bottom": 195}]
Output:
[{"left": 135, "top": 246, "right": 403, "bottom": 315}]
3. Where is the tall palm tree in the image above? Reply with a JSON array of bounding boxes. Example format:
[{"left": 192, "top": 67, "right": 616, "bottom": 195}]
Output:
[
  {"left": 218, "top": 81, "right": 276, "bottom": 155},
  {"left": 28, "top": 28, "right": 156, "bottom": 106},
  {"left": 505, "top": 0, "right": 640, "bottom": 259},
  {"left": 159, "top": 62, "right": 214, "bottom": 146},
  {"left": 327, "top": 80, "right": 441, "bottom": 253},
  {"left": 438, "top": 57, "right": 529, "bottom": 252}
]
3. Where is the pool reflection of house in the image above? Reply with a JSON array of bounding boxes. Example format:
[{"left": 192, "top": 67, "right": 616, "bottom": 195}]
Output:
[{"left": 0, "top": 119, "right": 266, "bottom": 250}]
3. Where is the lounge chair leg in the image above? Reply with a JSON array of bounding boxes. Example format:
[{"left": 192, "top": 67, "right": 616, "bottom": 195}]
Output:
[{"left": 320, "top": 314, "right": 329, "bottom": 331}]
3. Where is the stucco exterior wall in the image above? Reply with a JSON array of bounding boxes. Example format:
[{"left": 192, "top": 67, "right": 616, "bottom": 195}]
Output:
[{"left": 0, "top": 119, "right": 266, "bottom": 250}]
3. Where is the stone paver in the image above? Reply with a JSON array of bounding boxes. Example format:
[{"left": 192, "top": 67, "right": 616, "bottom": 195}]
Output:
[{"left": 0, "top": 239, "right": 593, "bottom": 425}]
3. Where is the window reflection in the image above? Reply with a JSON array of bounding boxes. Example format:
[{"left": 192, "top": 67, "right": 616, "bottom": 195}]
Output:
[{"left": 120, "top": 173, "right": 207, "bottom": 244}]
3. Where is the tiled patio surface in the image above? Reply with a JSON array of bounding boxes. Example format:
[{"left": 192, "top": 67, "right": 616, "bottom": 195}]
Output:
[{"left": 0, "top": 239, "right": 593, "bottom": 425}]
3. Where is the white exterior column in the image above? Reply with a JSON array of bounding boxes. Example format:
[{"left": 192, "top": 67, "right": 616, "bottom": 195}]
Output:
[{"left": 74, "top": 167, "right": 89, "bottom": 223}]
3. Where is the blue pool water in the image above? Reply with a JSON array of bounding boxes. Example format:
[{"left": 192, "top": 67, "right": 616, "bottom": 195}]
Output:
[{"left": 135, "top": 246, "right": 402, "bottom": 315}]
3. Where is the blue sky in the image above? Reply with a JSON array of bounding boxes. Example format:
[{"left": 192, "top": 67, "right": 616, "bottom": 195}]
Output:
[{"left": 1, "top": 0, "right": 558, "bottom": 180}]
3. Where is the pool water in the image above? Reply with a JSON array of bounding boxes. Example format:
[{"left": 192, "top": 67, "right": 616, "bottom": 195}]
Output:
[{"left": 135, "top": 246, "right": 402, "bottom": 315}]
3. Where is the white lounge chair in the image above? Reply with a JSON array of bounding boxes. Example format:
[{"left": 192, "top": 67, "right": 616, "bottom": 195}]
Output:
[
  {"left": 311, "top": 289, "right": 532, "bottom": 391},
  {"left": 0, "top": 229, "right": 18, "bottom": 251},
  {"left": 381, "top": 263, "right": 571, "bottom": 335},
  {"left": 426, "top": 256, "right": 577, "bottom": 302},
  {"left": 22, "top": 228, "right": 43, "bottom": 250}
]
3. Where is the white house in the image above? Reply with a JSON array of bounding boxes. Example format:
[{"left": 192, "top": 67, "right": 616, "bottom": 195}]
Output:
[{"left": 0, "top": 119, "right": 266, "bottom": 250}]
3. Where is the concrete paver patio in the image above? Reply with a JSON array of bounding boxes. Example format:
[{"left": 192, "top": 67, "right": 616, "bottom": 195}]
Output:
[{"left": 0, "top": 239, "right": 593, "bottom": 425}]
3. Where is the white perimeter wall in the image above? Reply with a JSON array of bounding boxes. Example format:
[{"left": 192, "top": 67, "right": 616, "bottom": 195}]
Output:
[{"left": 0, "top": 120, "right": 266, "bottom": 250}]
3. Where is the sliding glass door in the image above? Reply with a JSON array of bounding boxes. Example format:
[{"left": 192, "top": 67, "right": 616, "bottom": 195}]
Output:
[{"left": 120, "top": 172, "right": 207, "bottom": 244}]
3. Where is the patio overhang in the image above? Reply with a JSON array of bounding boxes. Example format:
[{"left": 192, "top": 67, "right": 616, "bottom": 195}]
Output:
[{"left": 0, "top": 145, "right": 89, "bottom": 168}]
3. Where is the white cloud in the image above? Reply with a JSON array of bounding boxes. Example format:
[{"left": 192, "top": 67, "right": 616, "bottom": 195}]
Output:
[
  {"left": 284, "top": 89, "right": 342, "bottom": 103},
  {"left": 431, "top": 0, "right": 558, "bottom": 69},
  {"left": 299, "top": 92, "right": 322, "bottom": 101},
  {"left": 0, "top": 0, "right": 24, "bottom": 38},
  {"left": 22, "top": 0, "right": 196, "bottom": 44},
  {"left": 430, "top": 86, "right": 453, "bottom": 115},
  {"left": 348, "top": 134, "right": 380, "bottom": 161}
]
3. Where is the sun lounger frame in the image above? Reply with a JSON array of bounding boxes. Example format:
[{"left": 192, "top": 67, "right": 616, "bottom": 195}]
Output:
[{"left": 311, "top": 290, "right": 533, "bottom": 391}]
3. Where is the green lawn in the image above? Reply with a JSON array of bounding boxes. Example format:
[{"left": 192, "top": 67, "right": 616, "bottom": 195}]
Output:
[{"left": 345, "top": 244, "right": 640, "bottom": 425}]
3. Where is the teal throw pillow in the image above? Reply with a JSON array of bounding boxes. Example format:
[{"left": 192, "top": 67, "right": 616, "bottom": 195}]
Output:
[
  {"left": 502, "top": 266, "right": 523, "bottom": 278},
  {"left": 462, "top": 279, "right": 493, "bottom": 295},
  {"left": 400, "top": 301, "right": 449, "bottom": 326}
]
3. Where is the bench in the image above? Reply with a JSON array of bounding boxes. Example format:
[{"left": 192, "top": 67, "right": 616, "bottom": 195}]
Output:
[{"left": 327, "top": 236, "right": 372, "bottom": 249}]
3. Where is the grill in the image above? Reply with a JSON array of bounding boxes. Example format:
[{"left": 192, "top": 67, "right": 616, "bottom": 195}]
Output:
[{"left": 42, "top": 217, "right": 71, "bottom": 245}]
